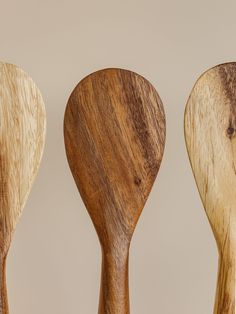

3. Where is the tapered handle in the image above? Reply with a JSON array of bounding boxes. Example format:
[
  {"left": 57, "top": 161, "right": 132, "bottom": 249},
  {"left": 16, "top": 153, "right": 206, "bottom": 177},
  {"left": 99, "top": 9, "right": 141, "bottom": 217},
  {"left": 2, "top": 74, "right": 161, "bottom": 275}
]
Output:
[
  {"left": 0, "top": 256, "right": 8, "bottom": 314},
  {"left": 214, "top": 253, "right": 235, "bottom": 314},
  {"left": 98, "top": 249, "right": 130, "bottom": 314}
]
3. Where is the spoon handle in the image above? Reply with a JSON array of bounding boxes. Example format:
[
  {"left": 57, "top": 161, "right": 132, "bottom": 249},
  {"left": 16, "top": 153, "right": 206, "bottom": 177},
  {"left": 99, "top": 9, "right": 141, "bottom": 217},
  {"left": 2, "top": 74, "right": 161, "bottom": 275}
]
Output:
[
  {"left": 98, "top": 249, "right": 130, "bottom": 314},
  {"left": 0, "top": 256, "right": 8, "bottom": 314},
  {"left": 214, "top": 250, "right": 235, "bottom": 314}
]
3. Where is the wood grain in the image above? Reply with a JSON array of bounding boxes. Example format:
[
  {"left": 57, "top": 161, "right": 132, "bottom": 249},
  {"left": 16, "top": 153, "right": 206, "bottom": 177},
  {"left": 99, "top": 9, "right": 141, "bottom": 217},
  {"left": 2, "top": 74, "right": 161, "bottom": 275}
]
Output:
[
  {"left": 0, "top": 61, "right": 46, "bottom": 313},
  {"left": 64, "top": 68, "right": 165, "bottom": 314},
  {"left": 184, "top": 62, "right": 236, "bottom": 314}
]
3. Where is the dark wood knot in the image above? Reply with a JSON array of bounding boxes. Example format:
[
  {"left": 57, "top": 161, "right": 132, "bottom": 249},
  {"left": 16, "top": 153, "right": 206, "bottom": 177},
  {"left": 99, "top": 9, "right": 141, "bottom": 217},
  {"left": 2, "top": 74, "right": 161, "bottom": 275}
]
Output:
[
  {"left": 134, "top": 176, "right": 141, "bottom": 186},
  {"left": 227, "top": 126, "right": 235, "bottom": 138}
]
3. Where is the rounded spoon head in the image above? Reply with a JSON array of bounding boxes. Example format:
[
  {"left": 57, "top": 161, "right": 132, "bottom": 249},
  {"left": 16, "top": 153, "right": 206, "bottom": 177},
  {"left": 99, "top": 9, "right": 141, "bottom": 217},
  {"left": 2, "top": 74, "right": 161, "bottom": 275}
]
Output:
[
  {"left": 0, "top": 62, "right": 46, "bottom": 254},
  {"left": 64, "top": 68, "right": 165, "bottom": 247}
]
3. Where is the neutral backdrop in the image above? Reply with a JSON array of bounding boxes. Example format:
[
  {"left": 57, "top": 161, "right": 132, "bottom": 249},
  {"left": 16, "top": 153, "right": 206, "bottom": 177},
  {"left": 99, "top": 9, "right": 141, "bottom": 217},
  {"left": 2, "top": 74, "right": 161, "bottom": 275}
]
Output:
[{"left": 0, "top": 0, "right": 235, "bottom": 313}]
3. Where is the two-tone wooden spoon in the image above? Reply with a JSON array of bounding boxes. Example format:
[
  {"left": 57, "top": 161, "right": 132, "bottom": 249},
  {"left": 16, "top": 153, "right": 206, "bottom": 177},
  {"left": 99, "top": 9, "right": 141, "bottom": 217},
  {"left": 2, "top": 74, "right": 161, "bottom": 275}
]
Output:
[
  {"left": 184, "top": 62, "right": 236, "bottom": 313},
  {"left": 64, "top": 68, "right": 165, "bottom": 313},
  {"left": 0, "top": 61, "right": 46, "bottom": 313}
]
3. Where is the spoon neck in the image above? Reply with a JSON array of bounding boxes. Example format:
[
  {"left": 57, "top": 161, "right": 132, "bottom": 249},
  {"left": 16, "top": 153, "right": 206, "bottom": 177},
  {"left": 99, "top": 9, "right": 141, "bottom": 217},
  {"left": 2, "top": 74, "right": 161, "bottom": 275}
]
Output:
[
  {"left": 98, "top": 247, "right": 130, "bottom": 314},
  {"left": 214, "top": 252, "right": 236, "bottom": 314},
  {"left": 0, "top": 254, "right": 8, "bottom": 314}
]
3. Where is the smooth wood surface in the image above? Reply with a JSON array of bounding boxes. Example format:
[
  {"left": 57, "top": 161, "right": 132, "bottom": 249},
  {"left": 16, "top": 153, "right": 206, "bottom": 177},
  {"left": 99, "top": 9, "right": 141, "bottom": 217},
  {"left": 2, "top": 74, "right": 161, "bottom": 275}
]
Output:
[
  {"left": 184, "top": 62, "right": 236, "bottom": 314},
  {"left": 0, "top": 61, "right": 46, "bottom": 313},
  {"left": 64, "top": 68, "right": 165, "bottom": 314}
]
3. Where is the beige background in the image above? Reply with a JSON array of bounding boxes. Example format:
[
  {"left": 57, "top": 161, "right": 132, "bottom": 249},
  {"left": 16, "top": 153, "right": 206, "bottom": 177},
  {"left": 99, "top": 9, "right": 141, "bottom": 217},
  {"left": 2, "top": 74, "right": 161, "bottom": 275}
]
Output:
[{"left": 0, "top": 0, "right": 235, "bottom": 313}]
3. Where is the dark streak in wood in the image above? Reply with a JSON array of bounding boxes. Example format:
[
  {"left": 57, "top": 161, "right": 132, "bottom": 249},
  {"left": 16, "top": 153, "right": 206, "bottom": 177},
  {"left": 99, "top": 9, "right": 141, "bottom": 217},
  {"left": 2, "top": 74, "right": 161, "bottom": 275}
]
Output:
[{"left": 219, "top": 64, "right": 236, "bottom": 141}]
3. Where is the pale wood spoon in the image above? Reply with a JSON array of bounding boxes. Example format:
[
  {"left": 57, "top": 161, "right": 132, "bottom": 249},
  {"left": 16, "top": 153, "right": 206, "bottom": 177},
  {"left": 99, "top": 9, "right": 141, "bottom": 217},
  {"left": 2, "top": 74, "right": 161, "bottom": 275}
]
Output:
[
  {"left": 0, "top": 61, "right": 46, "bottom": 313},
  {"left": 184, "top": 62, "right": 236, "bottom": 314},
  {"left": 64, "top": 68, "right": 165, "bottom": 314}
]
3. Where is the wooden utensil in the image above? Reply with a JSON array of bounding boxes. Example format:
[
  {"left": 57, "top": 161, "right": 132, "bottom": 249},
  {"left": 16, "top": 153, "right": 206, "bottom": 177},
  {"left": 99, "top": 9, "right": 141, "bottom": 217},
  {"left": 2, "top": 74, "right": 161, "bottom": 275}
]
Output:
[
  {"left": 0, "top": 61, "right": 46, "bottom": 313},
  {"left": 64, "top": 68, "right": 165, "bottom": 314},
  {"left": 184, "top": 62, "right": 236, "bottom": 314}
]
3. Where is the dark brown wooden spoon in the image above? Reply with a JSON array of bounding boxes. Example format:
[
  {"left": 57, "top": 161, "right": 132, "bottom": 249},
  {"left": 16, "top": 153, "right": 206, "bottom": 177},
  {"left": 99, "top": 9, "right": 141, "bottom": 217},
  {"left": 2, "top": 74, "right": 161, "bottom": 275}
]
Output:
[{"left": 64, "top": 68, "right": 165, "bottom": 314}]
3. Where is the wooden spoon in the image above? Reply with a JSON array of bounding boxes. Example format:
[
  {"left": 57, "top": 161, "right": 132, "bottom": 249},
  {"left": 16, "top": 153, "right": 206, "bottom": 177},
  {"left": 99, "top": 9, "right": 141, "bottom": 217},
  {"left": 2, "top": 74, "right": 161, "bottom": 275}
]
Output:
[
  {"left": 0, "top": 61, "right": 46, "bottom": 313},
  {"left": 184, "top": 62, "right": 236, "bottom": 314},
  {"left": 64, "top": 68, "right": 165, "bottom": 314}
]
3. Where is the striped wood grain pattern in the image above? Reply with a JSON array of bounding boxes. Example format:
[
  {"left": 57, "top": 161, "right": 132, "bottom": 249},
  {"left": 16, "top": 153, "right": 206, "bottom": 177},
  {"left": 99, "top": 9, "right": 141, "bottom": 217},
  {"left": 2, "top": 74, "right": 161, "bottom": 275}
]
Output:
[
  {"left": 64, "top": 68, "right": 166, "bottom": 314},
  {"left": 185, "top": 63, "right": 236, "bottom": 314},
  {"left": 0, "top": 62, "right": 46, "bottom": 313}
]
